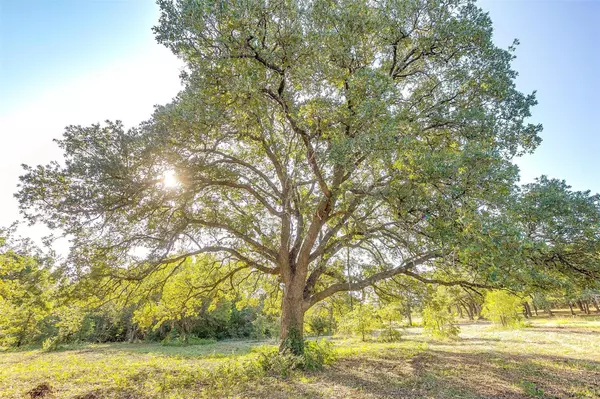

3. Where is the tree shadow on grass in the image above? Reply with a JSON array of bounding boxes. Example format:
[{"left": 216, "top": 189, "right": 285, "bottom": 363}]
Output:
[
  {"left": 258, "top": 348, "right": 600, "bottom": 399},
  {"left": 456, "top": 336, "right": 556, "bottom": 346},
  {"left": 399, "top": 335, "right": 553, "bottom": 347},
  {"left": 525, "top": 327, "right": 600, "bottom": 336},
  {"left": 36, "top": 347, "right": 600, "bottom": 399},
  {"left": 328, "top": 349, "right": 598, "bottom": 398}
]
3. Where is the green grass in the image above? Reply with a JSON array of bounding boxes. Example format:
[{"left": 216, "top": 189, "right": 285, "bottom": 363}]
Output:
[{"left": 2, "top": 316, "right": 600, "bottom": 398}]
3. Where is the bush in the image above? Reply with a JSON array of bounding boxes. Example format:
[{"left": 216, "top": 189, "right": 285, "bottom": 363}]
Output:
[
  {"left": 482, "top": 291, "right": 523, "bottom": 328},
  {"left": 378, "top": 328, "right": 403, "bottom": 342},
  {"left": 250, "top": 313, "right": 279, "bottom": 339},
  {"left": 252, "top": 345, "right": 303, "bottom": 377},
  {"left": 303, "top": 339, "right": 337, "bottom": 370},
  {"left": 251, "top": 339, "right": 337, "bottom": 375},
  {"left": 41, "top": 336, "right": 61, "bottom": 352},
  {"left": 423, "top": 293, "right": 460, "bottom": 339},
  {"left": 337, "top": 304, "right": 379, "bottom": 341},
  {"left": 306, "top": 315, "right": 331, "bottom": 337}
]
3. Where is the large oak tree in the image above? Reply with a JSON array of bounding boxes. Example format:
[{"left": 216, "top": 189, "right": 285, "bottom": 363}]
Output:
[{"left": 18, "top": 0, "right": 546, "bottom": 353}]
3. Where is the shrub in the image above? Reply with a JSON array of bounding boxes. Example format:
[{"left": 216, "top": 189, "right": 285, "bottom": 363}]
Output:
[
  {"left": 482, "top": 291, "right": 523, "bottom": 328},
  {"left": 250, "top": 313, "right": 279, "bottom": 339},
  {"left": 376, "top": 303, "right": 404, "bottom": 342},
  {"left": 251, "top": 339, "right": 337, "bottom": 375},
  {"left": 41, "top": 336, "right": 61, "bottom": 352},
  {"left": 252, "top": 345, "right": 303, "bottom": 377},
  {"left": 306, "top": 315, "right": 331, "bottom": 337},
  {"left": 423, "top": 293, "right": 460, "bottom": 339},
  {"left": 520, "top": 380, "right": 545, "bottom": 397},
  {"left": 303, "top": 339, "right": 337, "bottom": 370},
  {"left": 378, "top": 328, "right": 403, "bottom": 342},
  {"left": 337, "top": 304, "right": 379, "bottom": 341}
]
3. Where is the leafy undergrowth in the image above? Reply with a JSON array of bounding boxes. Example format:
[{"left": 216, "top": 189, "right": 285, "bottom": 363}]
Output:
[{"left": 1, "top": 317, "right": 599, "bottom": 398}]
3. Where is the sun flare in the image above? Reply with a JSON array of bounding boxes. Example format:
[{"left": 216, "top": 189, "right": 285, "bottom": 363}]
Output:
[{"left": 162, "top": 169, "right": 179, "bottom": 188}]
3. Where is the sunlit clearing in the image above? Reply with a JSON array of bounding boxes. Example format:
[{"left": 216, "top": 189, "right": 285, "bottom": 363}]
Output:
[{"left": 163, "top": 169, "right": 179, "bottom": 188}]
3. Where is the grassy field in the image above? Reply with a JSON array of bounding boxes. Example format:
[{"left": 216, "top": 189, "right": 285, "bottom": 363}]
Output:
[{"left": 2, "top": 315, "right": 599, "bottom": 399}]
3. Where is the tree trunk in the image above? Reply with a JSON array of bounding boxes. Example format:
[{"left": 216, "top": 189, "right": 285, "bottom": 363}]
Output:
[
  {"left": 568, "top": 303, "right": 576, "bottom": 316},
  {"left": 593, "top": 297, "right": 600, "bottom": 313},
  {"left": 328, "top": 303, "right": 335, "bottom": 335},
  {"left": 577, "top": 300, "right": 585, "bottom": 312},
  {"left": 406, "top": 303, "right": 413, "bottom": 327},
  {"left": 16, "top": 312, "right": 33, "bottom": 348},
  {"left": 584, "top": 301, "right": 590, "bottom": 315},
  {"left": 465, "top": 304, "right": 474, "bottom": 321},
  {"left": 532, "top": 301, "right": 538, "bottom": 316},
  {"left": 127, "top": 324, "right": 136, "bottom": 343},
  {"left": 280, "top": 281, "right": 305, "bottom": 355}
]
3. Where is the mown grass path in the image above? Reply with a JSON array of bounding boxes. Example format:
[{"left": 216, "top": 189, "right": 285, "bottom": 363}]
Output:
[{"left": 2, "top": 317, "right": 599, "bottom": 398}]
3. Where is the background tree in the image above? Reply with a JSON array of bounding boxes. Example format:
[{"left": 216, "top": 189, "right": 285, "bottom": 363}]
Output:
[
  {"left": 515, "top": 177, "right": 600, "bottom": 286},
  {"left": 132, "top": 255, "right": 226, "bottom": 341},
  {"left": 0, "top": 226, "right": 55, "bottom": 347},
  {"left": 17, "top": 0, "right": 550, "bottom": 354},
  {"left": 305, "top": 300, "right": 335, "bottom": 336},
  {"left": 373, "top": 275, "right": 431, "bottom": 326},
  {"left": 376, "top": 301, "right": 404, "bottom": 341},
  {"left": 481, "top": 290, "right": 522, "bottom": 328},
  {"left": 338, "top": 302, "right": 379, "bottom": 341},
  {"left": 422, "top": 288, "right": 460, "bottom": 339}
]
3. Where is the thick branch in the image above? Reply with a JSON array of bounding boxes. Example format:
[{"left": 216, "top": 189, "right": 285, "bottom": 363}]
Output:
[
  {"left": 305, "top": 252, "right": 438, "bottom": 309},
  {"left": 401, "top": 270, "right": 497, "bottom": 290}
]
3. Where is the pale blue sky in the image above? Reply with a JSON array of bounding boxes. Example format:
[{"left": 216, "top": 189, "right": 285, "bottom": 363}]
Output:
[
  {"left": 0, "top": 0, "right": 598, "bottom": 234},
  {"left": 480, "top": 0, "right": 600, "bottom": 194},
  {"left": 1, "top": 1, "right": 166, "bottom": 112}
]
